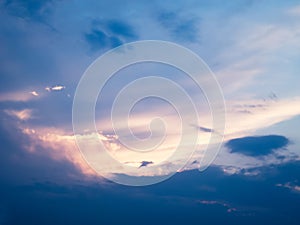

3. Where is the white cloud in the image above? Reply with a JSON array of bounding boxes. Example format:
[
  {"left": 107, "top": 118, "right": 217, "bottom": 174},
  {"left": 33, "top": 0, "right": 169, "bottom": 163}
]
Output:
[
  {"left": 276, "top": 182, "right": 300, "bottom": 193},
  {"left": 225, "top": 97, "right": 300, "bottom": 137},
  {"left": 30, "top": 91, "right": 39, "bottom": 96},
  {"left": 45, "top": 85, "right": 65, "bottom": 92}
]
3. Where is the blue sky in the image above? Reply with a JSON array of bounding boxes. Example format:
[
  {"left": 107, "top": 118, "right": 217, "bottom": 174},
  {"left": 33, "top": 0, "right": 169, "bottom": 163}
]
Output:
[{"left": 1, "top": 0, "right": 300, "bottom": 224}]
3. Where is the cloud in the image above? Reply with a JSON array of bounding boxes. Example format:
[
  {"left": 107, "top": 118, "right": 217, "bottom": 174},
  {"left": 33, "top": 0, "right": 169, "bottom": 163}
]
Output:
[
  {"left": 139, "top": 161, "right": 153, "bottom": 168},
  {"left": 1, "top": 160, "right": 300, "bottom": 225},
  {"left": 2, "top": 0, "right": 55, "bottom": 22},
  {"left": 45, "top": 85, "right": 65, "bottom": 92},
  {"left": 0, "top": 0, "right": 299, "bottom": 180},
  {"left": 0, "top": 2, "right": 300, "bottom": 224},
  {"left": 105, "top": 20, "right": 137, "bottom": 39},
  {"left": 276, "top": 182, "right": 300, "bottom": 193},
  {"left": 213, "top": 112, "right": 300, "bottom": 174},
  {"left": 3, "top": 94, "right": 296, "bottom": 178},
  {"left": 85, "top": 28, "right": 121, "bottom": 50},
  {"left": 225, "top": 135, "right": 289, "bottom": 157},
  {"left": 20, "top": 126, "right": 96, "bottom": 177},
  {"left": 0, "top": 114, "right": 95, "bottom": 187},
  {"left": 286, "top": 5, "right": 300, "bottom": 16},
  {"left": 72, "top": 96, "right": 300, "bottom": 177},
  {"left": 85, "top": 20, "right": 137, "bottom": 51},
  {"left": 0, "top": 90, "right": 39, "bottom": 102},
  {"left": 197, "top": 200, "right": 237, "bottom": 213},
  {"left": 157, "top": 11, "right": 199, "bottom": 42},
  {"left": 225, "top": 98, "right": 300, "bottom": 136},
  {"left": 2, "top": 106, "right": 300, "bottom": 224},
  {"left": 4, "top": 109, "right": 33, "bottom": 121},
  {"left": 0, "top": 85, "right": 65, "bottom": 104},
  {"left": 30, "top": 91, "right": 39, "bottom": 96},
  {"left": 191, "top": 125, "right": 214, "bottom": 133},
  {"left": 204, "top": 7, "right": 300, "bottom": 98}
]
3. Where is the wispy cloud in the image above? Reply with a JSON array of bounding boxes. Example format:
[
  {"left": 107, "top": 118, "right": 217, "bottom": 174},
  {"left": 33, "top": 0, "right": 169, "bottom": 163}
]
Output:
[
  {"left": 0, "top": 85, "right": 66, "bottom": 103},
  {"left": 2, "top": 0, "right": 54, "bottom": 22},
  {"left": 286, "top": 5, "right": 300, "bottom": 16},
  {"left": 191, "top": 125, "right": 214, "bottom": 133},
  {"left": 157, "top": 11, "right": 199, "bottom": 42},
  {"left": 276, "top": 182, "right": 300, "bottom": 193},
  {"left": 0, "top": 90, "right": 39, "bottom": 102},
  {"left": 4, "top": 109, "right": 33, "bottom": 121},
  {"left": 197, "top": 200, "right": 237, "bottom": 213},
  {"left": 84, "top": 19, "right": 137, "bottom": 51}
]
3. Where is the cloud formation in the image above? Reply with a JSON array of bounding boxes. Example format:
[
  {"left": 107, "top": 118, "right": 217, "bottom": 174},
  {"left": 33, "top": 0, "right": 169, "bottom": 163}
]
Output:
[
  {"left": 0, "top": 90, "right": 39, "bottom": 102},
  {"left": 4, "top": 109, "right": 33, "bottom": 121},
  {"left": 225, "top": 135, "right": 290, "bottom": 156},
  {"left": 0, "top": 2, "right": 300, "bottom": 223},
  {"left": 85, "top": 20, "right": 137, "bottom": 51},
  {"left": 45, "top": 85, "right": 65, "bottom": 92},
  {"left": 2, "top": 0, "right": 54, "bottom": 22},
  {"left": 157, "top": 11, "right": 199, "bottom": 42},
  {"left": 276, "top": 182, "right": 300, "bottom": 193},
  {"left": 139, "top": 161, "right": 153, "bottom": 168}
]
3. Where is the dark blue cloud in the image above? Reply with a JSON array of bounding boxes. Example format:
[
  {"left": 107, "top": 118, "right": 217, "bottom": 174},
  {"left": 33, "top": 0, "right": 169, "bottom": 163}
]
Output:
[
  {"left": 191, "top": 124, "right": 214, "bottom": 133},
  {"left": 85, "top": 20, "right": 137, "bottom": 51},
  {"left": 226, "top": 135, "right": 290, "bottom": 156},
  {"left": 2, "top": 0, "right": 54, "bottom": 22},
  {"left": 139, "top": 161, "right": 153, "bottom": 168},
  {"left": 2, "top": 159, "right": 300, "bottom": 225},
  {"left": 85, "top": 28, "right": 121, "bottom": 50},
  {"left": 106, "top": 20, "right": 137, "bottom": 39},
  {"left": 0, "top": 112, "right": 85, "bottom": 184},
  {"left": 198, "top": 126, "right": 214, "bottom": 133},
  {"left": 157, "top": 11, "right": 199, "bottom": 42}
]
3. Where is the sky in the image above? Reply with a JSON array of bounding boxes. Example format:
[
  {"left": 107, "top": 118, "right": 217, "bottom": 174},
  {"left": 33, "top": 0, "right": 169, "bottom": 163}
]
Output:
[{"left": 0, "top": 0, "right": 300, "bottom": 224}]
